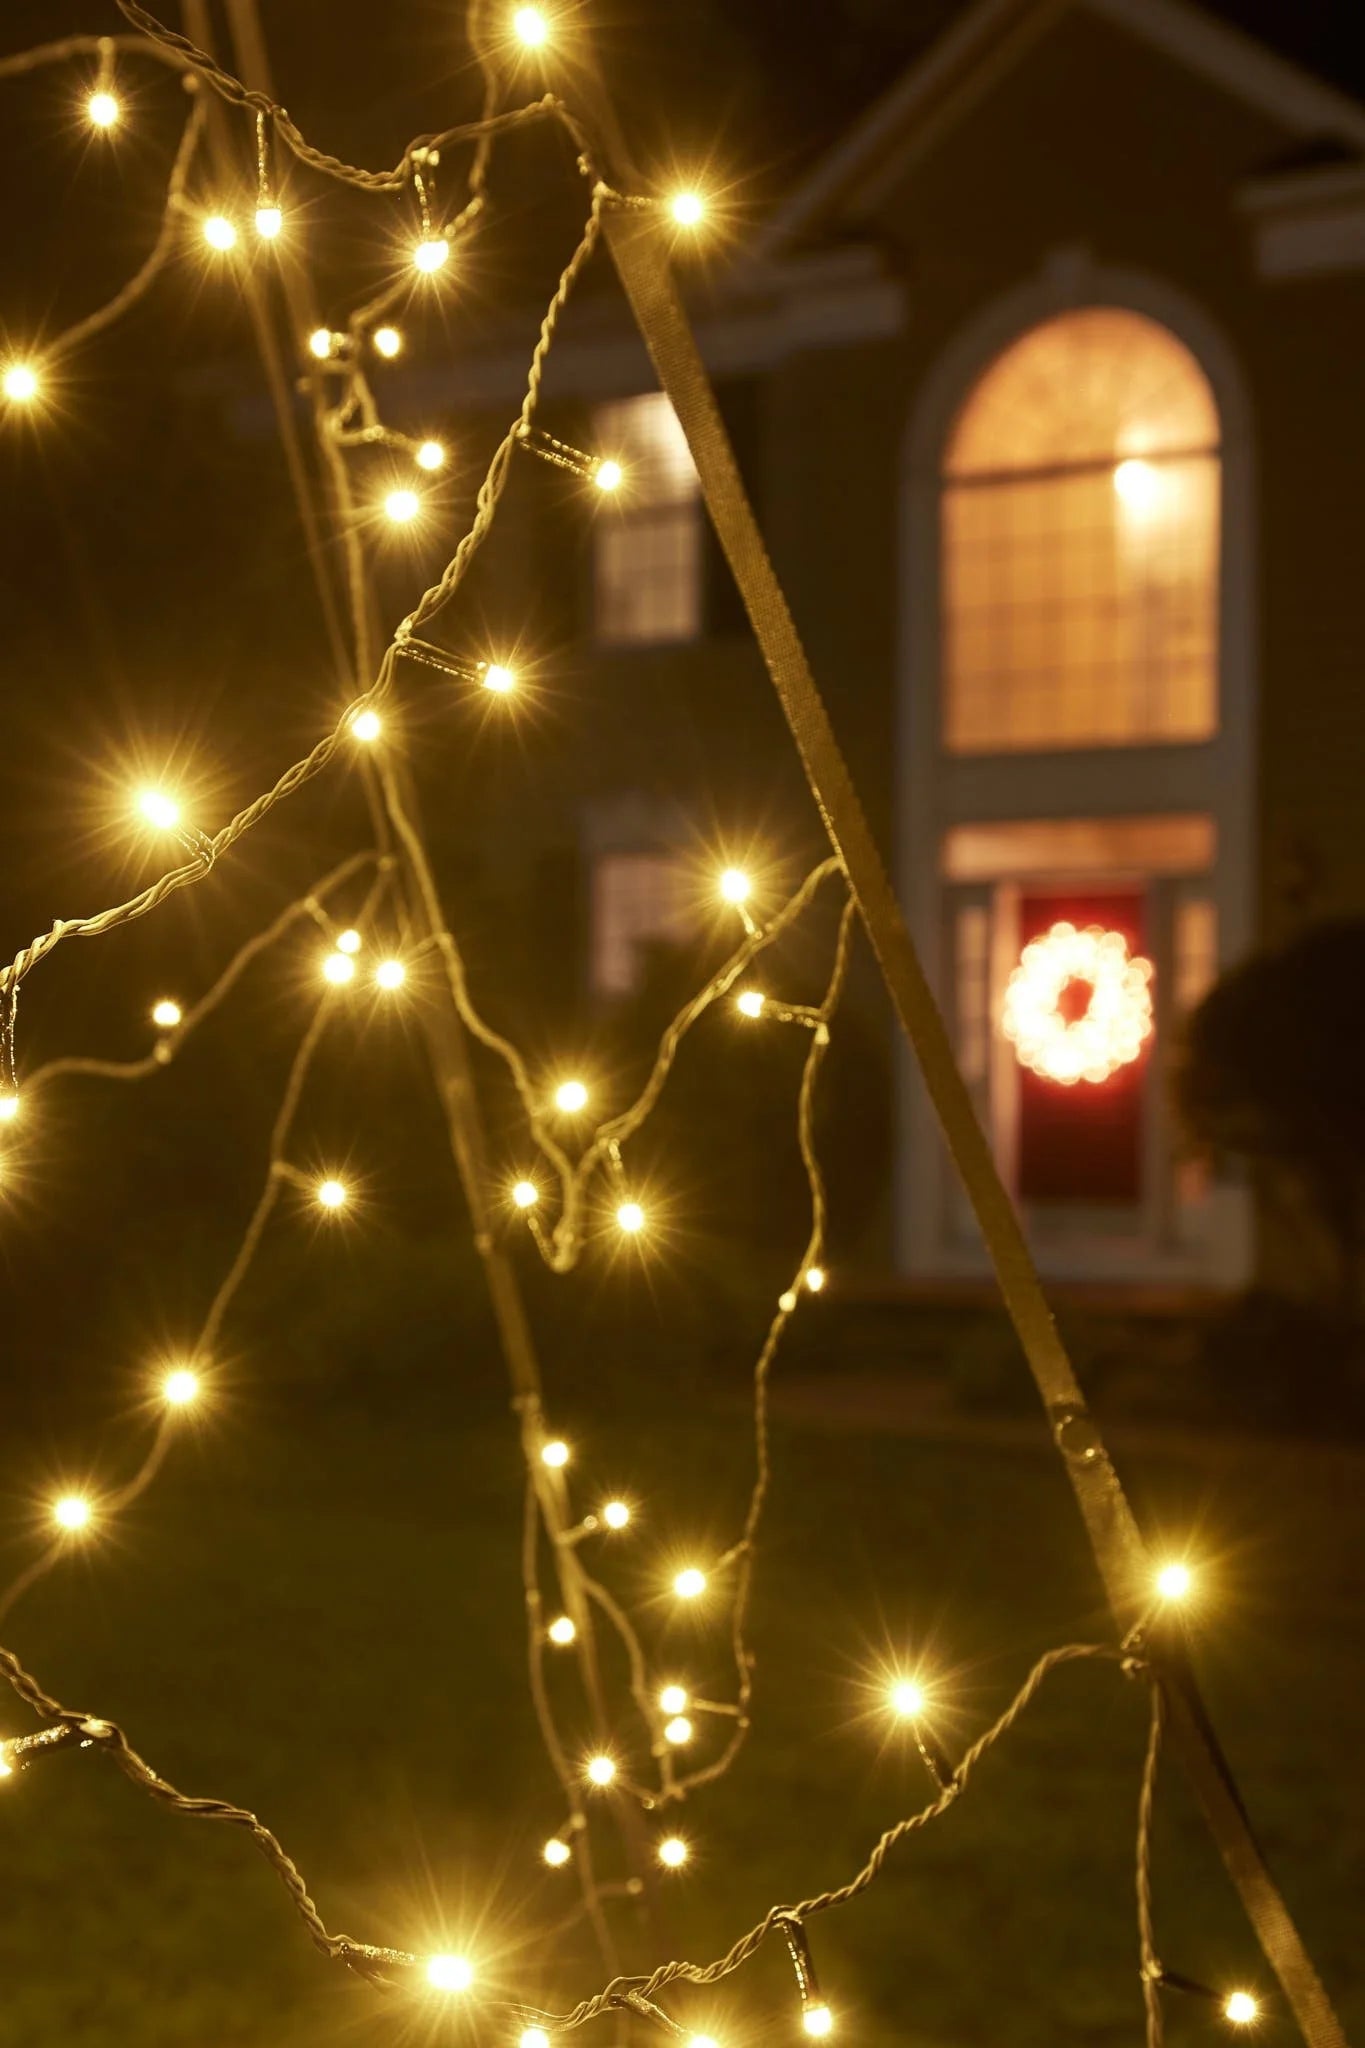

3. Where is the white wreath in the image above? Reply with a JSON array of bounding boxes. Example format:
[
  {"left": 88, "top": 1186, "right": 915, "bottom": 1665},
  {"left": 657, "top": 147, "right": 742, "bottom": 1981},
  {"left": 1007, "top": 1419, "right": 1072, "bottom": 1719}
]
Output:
[{"left": 1001, "top": 921, "right": 1154, "bottom": 1086}]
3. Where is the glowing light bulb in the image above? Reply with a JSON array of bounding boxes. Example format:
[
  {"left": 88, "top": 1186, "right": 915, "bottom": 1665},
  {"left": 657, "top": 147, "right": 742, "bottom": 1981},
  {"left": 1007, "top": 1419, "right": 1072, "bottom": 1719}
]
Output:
[
  {"left": 736, "top": 990, "right": 765, "bottom": 1018},
  {"left": 308, "top": 328, "right": 334, "bottom": 360},
  {"left": 1156, "top": 1562, "right": 1192, "bottom": 1602},
  {"left": 137, "top": 788, "right": 181, "bottom": 831},
  {"left": 514, "top": 6, "right": 549, "bottom": 45},
  {"left": 482, "top": 663, "right": 515, "bottom": 694},
  {"left": 53, "top": 1495, "right": 91, "bottom": 1532},
  {"left": 373, "top": 326, "right": 403, "bottom": 358},
  {"left": 602, "top": 1500, "right": 630, "bottom": 1530},
  {"left": 0, "top": 1754, "right": 12, "bottom": 1781},
  {"left": 414, "top": 237, "right": 449, "bottom": 274},
  {"left": 689, "top": 2038, "right": 722, "bottom": 2048},
  {"left": 151, "top": 998, "right": 182, "bottom": 1030},
  {"left": 659, "top": 1684, "right": 688, "bottom": 1715},
  {"left": 664, "top": 1716, "right": 693, "bottom": 1746},
  {"left": 594, "top": 458, "right": 623, "bottom": 493},
  {"left": 674, "top": 1566, "right": 706, "bottom": 1600},
  {"left": 512, "top": 1180, "right": 539, "bottom": 1210},
  {"left": 384, "top": 488, "right": 419, "bottom": 524},
  {"left": 3, "top": 363, "right": 39, "bottom": 403},
  {"left": 202, "top": 214, "right": 237, "bottom": 251},
  {"left": 162, "top": 1368, "right": 199, "bottom": 1407},
  {"left": 804, "top": 1266, "right": 826, "bottom": 1293},
  {"left": 586, "top": 1754, "right": 616, "bottom": 1786},
  {"left": 522, "top": 2033, "right": 551, "bottom": 2048},
  {"left": 426, "top": 1954, "right": 473, "bottom": 1993},
  {"left": 87, "top": 90, "right": 120, "bottom": 128},
  {"left": 554, "top": 1079, "right": 588, "bottom": 1113},
  {"left": 375, "top": 959, "right": 406, "bottom": 990},
  {"left": 1225, "top": 1993, "right": 1259, "bottom": 2026},
  {"left": 616, "top": 1201, "right": 645, "bottom": 1234},
  {"left": 255, "top": 205, "right": 282, "bottom": 239},
  {"left": 351, "top": 709, "right": 382, "bottom": 742},
  {"left": 670, "top": 192, "right": 704, "bottom": 226},
  {"left": 0, "top": 1093, "right": 20, "bottom": 1123},
  {"left": 322, "top": 951, "right": 355, "bottom": 986},
  {"left": 541, "top": 1440, "right": 570, "bottom": 1469},
  {"left": 547, "top": 1615, "right": 575, "bottom": 1645},
  {"left": 415, "top": 439, "right": 446, "bottom": 471},
  {"left": 658, "top": 1834, "right": 689, "bottom": 1867},
  {"left": 542, "top": 1837, "right": 571, "bottom": 1868},
  {"left": 719, "top": 868, "right": 751, "bottom": 904},
  {"left": 316, "top": 1179, "right": 347, "bottom": 1210},
  {"left": 804, "top": 2005, "right": 834, "bottom": 2037},
  {"left": 336, "top": 929, "right": 362, "bottom": 955},
  {"left": 1113, "top": 457, "right": 1161, "bottom": 513},
  {"left": 889, "top": 1679, "right": 925, "bottom": 1718}
]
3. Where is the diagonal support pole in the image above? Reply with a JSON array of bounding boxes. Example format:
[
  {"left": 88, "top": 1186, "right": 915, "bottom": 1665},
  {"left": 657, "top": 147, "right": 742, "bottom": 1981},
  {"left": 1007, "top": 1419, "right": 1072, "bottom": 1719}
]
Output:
[{"left": 597, "top": 200, "right": 1348, "bottom": 2048}]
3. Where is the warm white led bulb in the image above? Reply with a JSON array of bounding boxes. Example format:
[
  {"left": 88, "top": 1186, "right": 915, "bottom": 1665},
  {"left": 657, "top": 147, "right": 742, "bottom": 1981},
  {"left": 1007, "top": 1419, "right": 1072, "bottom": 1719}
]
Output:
[
  {"left": 350, "top": 709, "right": 382, "bottom": 742},
  {"left": 1156, "top": 1562, "right": 1192, "bottom": 1602},
  {"left": 673, "top": 1566, "right": 706, "bottom": 1600},
  {"left": 0, "top": 1754, "right": 13, "bottom": 1781},
  {"left": 415, "top": 439, "right": 446, "bottom": 471},
  {"left": 414, "top": 237, "right": 449, "bottom": 274},
  {"left": 426, "top": 1954, "right": 473, "bottom": 1993},
  {"left": 137, "top": 788, "right": 181, "bottom": 830},
  {"left": 554, "top": 1079, "right": 588, "bottom": 1113},
  {"left": 736, "top": 990, "right": 765, "bottom": 1018},
  {"left": 384, "top": 488, "right": 419, "bottom": 524},
  {"left": 87, "top": 90, "right": 120, "bottom": 128},
  {"left": 162, "top": 1368, "right": 199, "bottom": 1407},
  {"left": 521, "top": 2032, "right": 551, "bottom": 2048},
  {"left": 719, "top": 868, "right": 751, "bottom": 904},
  {"left": 1225, "top": 1992, "right": 1259, "bottom": 2026},
  {"left": 2, "top": 364, "right": 39, "bottom": 404},
  {"left": 541, "top": 1439, "right": 570, "bottom": 1469},
  {"left": 664, "top": 1715, "right": 693, "bottom": 1746},
  {"left": 482, "top": 664, "right": 515, "bottom": 694},
  {"left": 53, "top": 1495, "right": 92, "bottom": 1532},
  {"left": 594, "top": 458, "right": 623, "bottom": 493},
  {"left": 602, "top": 1500, "right": 630, "bottom": 1530},
  {"left": 542, "top": 1837, "right": 571, "bottom": 1868},
  {"left": 803, "top": 2005, "right": 834, "bottom": 2038},
  {"left": 586, "top": 1754, "right": 616, "bottom": 1786},
  {"left": 670, "top": 192, "right": 704, "bottom": 226},
  {"left": 512, "top": 1180, "right": 539, "bottom": 1210},
  {"left": 659, "top": 1684, "right": 688, "bottom": 1715},
  {"left": 688, "top": 2037, "right": 722, "bottom": 2048},
  {"left": 255, "top": 205, "right": 283, "bottom": 239},
  {"left": 804, "top": 1266, "right": 826, "bottom": 1293},
  {"left": 151, "top": 998, "right": 182, "bottom": 1030},
  {"left": 778, "top": 1289, "right": 797, "bottom": 1312},
  {"left": 616, "top": 1201, "right": 645, "bottom": 1234},
  {"left": 0, "top": 1094, "right": 17, "bottom": 1124},
  {"left": 514, "top": 6, "right": 549, "bottom": 45},
  {"left": 375, "top": 959, "right": 406, "bottom": 990},
  {"left": 547, "top": 1614, "right": 575, "bottom": 1645},
  {"left": 203, "top": 214, "right": 237, "bottom": 251},
  {"left": 322, "top": 951, "right": 355, "bottom": 986},
  {"left": 889, "top": 1679, "right": 925, "bottom": 1719},
  {"left": 336, "top": 929, "right": 362, "bottom": 955},
  {"left": 658, "top": 1834, "right": 689, "bottom": 1867},
  {"left": 373, "top": 325, "right": 403, "bottom": 358},
  {"left": 316, "top": 1179, "right": 347, "bottom": 1210},
  {"left": 308, "top": 328, "right": 334, "bottom": 360}
]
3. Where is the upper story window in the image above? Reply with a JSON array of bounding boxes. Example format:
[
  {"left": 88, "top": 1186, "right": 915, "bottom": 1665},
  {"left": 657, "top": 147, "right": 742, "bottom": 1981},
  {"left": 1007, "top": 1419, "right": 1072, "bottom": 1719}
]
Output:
[
  {"left": 941, "top": 308, "right": 1220, "bottom": 753},
  {"left": 593, "top": 393, "right": 702, "bottom": 647}
]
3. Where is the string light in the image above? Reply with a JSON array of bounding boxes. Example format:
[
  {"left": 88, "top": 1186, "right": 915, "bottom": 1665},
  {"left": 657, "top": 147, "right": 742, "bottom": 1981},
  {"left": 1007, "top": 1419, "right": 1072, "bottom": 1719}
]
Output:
[
  {"left": 673, "top": 1566, "right": 706, "bottom": 1599},
  {"left": 669, "top": 191, "right": 704, "bottom": 226},
  {"left": 254, "top": 205, "right": 283, "bottom": 239},
  {"left": 1225, "top": 1993, "right": 1259, "bottom": 2025},
  {"left": 616, "top": 1201, "right": 645, "bottom": 1233},
  {"left": 375, "top": 959, "right": 405, "bottom": 990},
  {"left": 308, "top": 328, "right": 335, "bottom": 360},
  {"left": 736, "top": 990, "right": 765, "bottom": 1018},
  {"left": 0, "top": 1093, "right": 20, "bottom": 1123},
  {"left": 663, "top": 1715, "right": 693, "bottom": 1746},
  {"left": 542, "top": 1837, "right": 571, "bottom": 1867},
  {"left": 585, "top": 1754, "right": 616, "bottom": 1786},
  {"left": 136, "top": 788, "right": 181, "bottom": 831},
  {"left": 162, "top": 1368, "right": 199, "bottom": 1407},
  {"left": 202, "top": 213, "right": 237, "bottom": 251},
  {"left": 150, "top": 998, "right": 183, "bottom": 1029},
  {"left": 541, "top": 1439, "right": 570, "bottom": 1469},
  {"left": 384, "top": 488, "right": 419, "bottom": 524},
  {"left": 547, "top": 1615, "right": 576, "bottom": 1645},
  {"left": 2, "top": 363, "right": 39, "bottom": 404},
  {"left": 602, "top": 1500, "right": 630, "bottom": 1530},
  {"left": 413, "top": 236, "right": 449, "bottom": 273},
  {"left": 0, "top": 1755, "right": 13, "bottom": 1782},
  {"left": 658, "top": 1835, "right": 689, "bottom": 1868},
  {"left": 415, "top": 439, "right": 446, "bottom": 470},
  {"left": 803, "top": 1266, "right": 826, "bottom": 1293},
  {"left": 554, "top": 1079, "right": 588, "bottom": 1113},
  {"left": 889, "top": 1679, "right": 925, "bottom": 1719},
  {"left": 1002, "top": 921, "right": 1154, "bottom": 1086},
  {"left": 1155, "top": 1563, "right": 1192, "bottom": 1602},
  {"left": 482, "top": 663, "right": 515, "bottom": 693},
  {"left": 426, "top": 1955, "right": 474, "bottom": 1993},
  {"left": 350, "top": 709, "right": 382, "bottom": 742},
  {"left": 803, "top": 2007, "right": 834, "bottom": 2037},
  {"left": 52, "top": 1495, "right": 92, "bottom": 1532},
  {"left": 593, "top": 457, "right": 623, "bottom": 492},
  {"left": 372, "top": 325, "right": 403, "bottom": 358},
  {"left": 659, "top": 1684, "right": 688, "bottom": 1714},
  {"left": 336, "top": 929, "right": 362, "bottom": 955},
  {"left": 512, "top": 1180, "right": 539, "bottom": 1209},
  {"left": 513, "top": 6, "right": 549, "bottom": 45},
  {"left": 87, "top": 89, "right": 119, "bottom": 128},
  {"left": 719, "top": 868, "right": 751, "bottom": 904},
  {"left": 316, "top": 1179, "right": 347, "bottom": 1210},
  {"left": 521, "top": 2032, "right": 551, "bottom": 2048},
  {"left": 322, "top": 951, "right": 355, "bottom": 985}
]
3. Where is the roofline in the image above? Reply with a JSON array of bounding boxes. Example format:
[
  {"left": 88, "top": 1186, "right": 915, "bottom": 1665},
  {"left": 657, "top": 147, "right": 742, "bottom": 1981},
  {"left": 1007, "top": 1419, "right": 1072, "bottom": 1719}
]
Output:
[{"left": 749, "top": 0, "right": 1365, "bottom": 263}]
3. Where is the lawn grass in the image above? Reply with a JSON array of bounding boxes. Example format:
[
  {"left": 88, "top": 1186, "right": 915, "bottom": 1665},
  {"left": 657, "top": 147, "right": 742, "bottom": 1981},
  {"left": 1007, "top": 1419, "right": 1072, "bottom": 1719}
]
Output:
[{"left": 0, "top": 1362, "right": 1360, "bottom": 2048}]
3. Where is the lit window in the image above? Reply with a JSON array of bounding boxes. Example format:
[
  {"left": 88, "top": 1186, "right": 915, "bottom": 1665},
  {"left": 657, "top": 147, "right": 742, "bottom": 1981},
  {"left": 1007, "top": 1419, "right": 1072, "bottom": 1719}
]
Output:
[
  {"left": 591, "top": 850, "right": 695, "bottom": 997},
  {"left": 593, "top": 394, "right": 701, "bottom": 646},
  {"left": 942, "top": 309, "right": 1219, "bottom": 752}
]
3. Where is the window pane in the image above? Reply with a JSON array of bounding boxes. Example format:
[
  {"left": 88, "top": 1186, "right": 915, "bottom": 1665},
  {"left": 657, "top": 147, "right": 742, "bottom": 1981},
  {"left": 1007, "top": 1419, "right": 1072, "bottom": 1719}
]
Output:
[
  {"left": 591, "top": 852, "right": 695, "bottom": 997},
  {"left": 595, "top": 392, "right": 698, "bottom": 504},
  {"left": 594, "top": 394, "right": 702, "bottom": 646}
]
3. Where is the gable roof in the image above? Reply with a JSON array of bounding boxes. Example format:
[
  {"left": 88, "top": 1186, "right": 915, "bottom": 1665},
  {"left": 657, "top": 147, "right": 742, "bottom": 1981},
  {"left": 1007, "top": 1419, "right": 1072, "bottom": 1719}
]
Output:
[{"left": 750, "top": 0, "right": 1365, "bottom": 262}]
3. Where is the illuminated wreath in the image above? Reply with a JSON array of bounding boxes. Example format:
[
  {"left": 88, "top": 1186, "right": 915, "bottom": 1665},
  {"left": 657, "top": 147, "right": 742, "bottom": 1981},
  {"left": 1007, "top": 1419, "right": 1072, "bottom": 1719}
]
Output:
[{"left": 1001, "top": 921, "right": 1154, "bottom": 1086}]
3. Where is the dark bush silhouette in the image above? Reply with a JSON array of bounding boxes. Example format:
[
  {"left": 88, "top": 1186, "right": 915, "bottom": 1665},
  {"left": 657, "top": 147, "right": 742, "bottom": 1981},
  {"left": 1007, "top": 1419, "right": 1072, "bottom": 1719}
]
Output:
[{"left": 1175, "top": 920, "right": 1365, "bottom": 1316}]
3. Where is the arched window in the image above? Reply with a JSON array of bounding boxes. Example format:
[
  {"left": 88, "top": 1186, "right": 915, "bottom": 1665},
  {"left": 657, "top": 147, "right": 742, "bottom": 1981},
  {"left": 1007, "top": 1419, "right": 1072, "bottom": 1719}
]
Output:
[{"left": 941, "top": 308, "right": 1220, "bottom": 752}]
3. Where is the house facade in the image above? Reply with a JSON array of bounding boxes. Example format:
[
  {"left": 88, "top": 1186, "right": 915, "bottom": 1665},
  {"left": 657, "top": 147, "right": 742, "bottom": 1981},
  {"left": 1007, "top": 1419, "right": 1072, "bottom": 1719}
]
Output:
[{"left": 431, "top": 0, "right": 1365, "bottom": 1296}]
